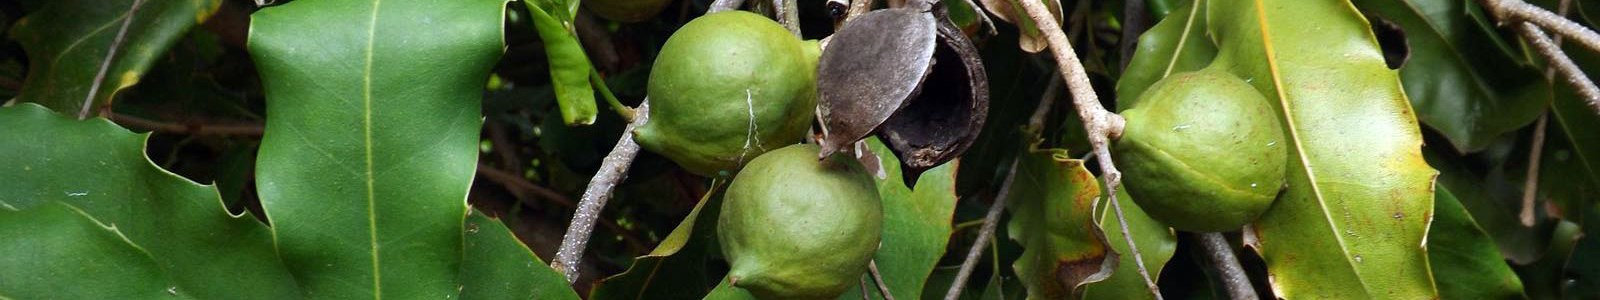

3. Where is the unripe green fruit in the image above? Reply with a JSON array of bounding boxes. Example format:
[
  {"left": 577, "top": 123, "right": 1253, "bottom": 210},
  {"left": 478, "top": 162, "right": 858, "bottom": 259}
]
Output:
[
  {"left": 635, "top": 11, "right": 821, "bottom": 177},
  {"left": 584, "top": 0, "right": 671, "bottom": 23},
  {"left": 1113, "top": 68, "right": 1286, "bottom": 232},
  {"left": 718, "top": 144, "right": 882, "bottom": 299}
]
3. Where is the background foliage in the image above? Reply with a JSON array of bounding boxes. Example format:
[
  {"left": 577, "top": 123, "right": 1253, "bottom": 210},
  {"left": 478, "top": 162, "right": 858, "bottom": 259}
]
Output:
[{"left": 0, "top": 0, "right": 1595, "bottom": 298}]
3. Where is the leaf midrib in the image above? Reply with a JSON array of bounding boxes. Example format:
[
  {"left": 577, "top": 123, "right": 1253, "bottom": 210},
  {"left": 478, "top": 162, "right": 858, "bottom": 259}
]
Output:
[
  {"left": 1248, "top": 0, "right": 1374, "bottom": 295},
  {"left": 362, "top": 0, "right": 384, "bottom": 298},
  {"left": 1161, "top": 0, "right": 1203, "bottom": 78}
]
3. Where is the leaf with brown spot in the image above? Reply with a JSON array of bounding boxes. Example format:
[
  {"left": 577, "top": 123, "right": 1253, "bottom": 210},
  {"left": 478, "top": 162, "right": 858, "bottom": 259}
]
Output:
[{"left": 1005, "top": 149, "right": 1116, "bottom": 299}]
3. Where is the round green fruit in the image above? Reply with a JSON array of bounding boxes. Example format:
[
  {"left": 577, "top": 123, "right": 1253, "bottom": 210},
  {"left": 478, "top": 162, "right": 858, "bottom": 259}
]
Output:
[
  {"left": 635, "top": 11, "right": 821, "bottom": 177},
  {"left": 584, "top": 0, "right": 671, "bottom": 23},
  {"left": 718, "top": 144, "right": 882, "bottom": 299},
  {"left": 1113, "top": 68, "right": 1286, "bottom": 232}
]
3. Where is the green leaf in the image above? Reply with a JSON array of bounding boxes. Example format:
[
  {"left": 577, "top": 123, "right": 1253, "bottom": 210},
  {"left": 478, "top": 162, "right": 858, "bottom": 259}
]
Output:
[
  {"left": 1116, "top": 0, "right": 1215, "bottom": 109},
  {"left": 1080, "top": 190, "right": 1177, "bottom": 299},
  {"left": 247, "top": 0, "right": 508, "bottom": 297},
  {"left": 525, "top": 0, "right": 599, "bottom": 126},
  {"left": 1540, "top": 31, "right": 1600, "bottom": 215},
  {"left": 841, "top": 138, "right": 960, "bottom": 299},
  {"left": 1206, "top": 0, "right": 1438, "bottom": 297},
  {"left": 1428, "top": 188, "right": 1526, "bottom": 299},
  {"left": 0, "top": 103, "right": 298, "bottom": 298},
  {"left": 1350, "top": 0, "right": 1550, "bottom": 152},
  {"left": 0, "top": 202, "right": 181, "bottom": 299},
  {"left": 1515, "top": 220, "right": 1582, "bottom": 299},
  {"left": 461, "top": 210, "right": 580, "bottom": 300},
  {"left": 704, "top": 276, "right": 760, "bottom": 300},
  {"left": 591, "top": 185, "right": 726, "bottom": 300},
  {"left": 1005, "top": 149, "right": 1115, "bottom": 299},
  {"left": 10, "top": 0, "right": 222, "bottom": 114},
  {"left": 1423, "top": 147, "right": 1544, "bottom": 264}
]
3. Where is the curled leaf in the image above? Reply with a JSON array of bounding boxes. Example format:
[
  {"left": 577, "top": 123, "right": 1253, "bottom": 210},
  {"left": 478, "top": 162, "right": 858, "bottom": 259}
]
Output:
[
  {"left": 877, "top": 8, "right": 989, "bottom": 184},
  {"left": 817, "top": 8, "right": 937, "bottom": 157},
  {"left": 977, "top": 0, "right": 1062, "bottom": 52}
]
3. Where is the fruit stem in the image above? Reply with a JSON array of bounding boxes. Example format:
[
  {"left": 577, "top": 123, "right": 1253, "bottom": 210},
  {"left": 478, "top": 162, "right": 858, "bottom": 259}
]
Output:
[
  {"left": 1015, "top": 0, "right": 1160, "bottom": 297},
  {"left": 590, "top": 70, "right": 635, "bottom": 122},
  {"left": 709, "top": 0, "right": 746, "bottom": 13},
  {"left": 552, "top": 99, "right": 651, "bottom": 283},
  {"left": 1198, "top": 232, "right": 1258, "bottom": 300}
]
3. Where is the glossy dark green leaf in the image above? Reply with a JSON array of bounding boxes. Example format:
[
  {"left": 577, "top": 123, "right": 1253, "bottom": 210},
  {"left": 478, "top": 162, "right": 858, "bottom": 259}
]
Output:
[
  {"left": 1515, "top": 220, "right": 1582, "bottom": 299},
  {"left": 0, "top": 103, "right": 298, "bottom": 298},
  {"left": 1351, "top": 0, "right": 1550, "bottom": 152},
  {"left": 248, "top": 0, "right": 507, "bottom": 297},
  {"left": 1540, "top": 33, "right": 1600, "bottom": 216},
  {"left": 0, "top": 202, "right": 180, "bottom": 299},
  {"left": 1429, "top": 187, "right": 1526, "bottom": 299},
  {"left": 1563, "top": 209, "right": 1600, "bottom": 299},
  {"left": 1206, "top": 0, "right": 1438, "bottom": 297},
  {"left": 11, "top": 0, "right": 221, "bottom": 115},
  {"left": 525, "top": 0, "right": 599, "bottom": 125},
  {"left": 1005, "top": 149, "right": 1115, "bottom": 298},
  {"left": 840, "top": 138, "right": 959, "bottom": 299},
  {"left": 1116, "top": 0, "right": 1215, "bottom": 109},
  {"left": 460, "top": 210, "right": 580, "bottom": 299},
  {"left": 1424, "top": 147, "right": 1544, "bottom": 264},
  {"left": 1080, "top": 190, "right": 1177, "bottom": 299},
  {"left": 590, "top": 186, "right": 726, "bottom": 300}
]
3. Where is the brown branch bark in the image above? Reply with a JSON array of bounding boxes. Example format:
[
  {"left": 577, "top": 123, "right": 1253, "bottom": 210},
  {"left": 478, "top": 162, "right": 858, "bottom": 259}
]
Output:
[
  {"left": 1013, "top": 0, "right": 1163, "bottom": 298},
  {"left": 868, "top": 260, "right": 896, "bottom": 300},
  {"left": 1515, "top": 22, "right": 1600, "bottom": 113},
  {"left": 109, "top": 113, "right": 265, "bottom": 136},
  {"left": 1198, "top": 233, "right": 1257, "bottom": 300},
  {"left": 1482, "top": 0, "right": 1600, "bottom": 55},
  {"left": 552, "top": 100, "right": 651, "bottom": 283}
]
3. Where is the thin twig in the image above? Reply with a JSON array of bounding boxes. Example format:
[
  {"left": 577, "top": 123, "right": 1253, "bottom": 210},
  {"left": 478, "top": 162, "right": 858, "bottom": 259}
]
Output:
[
  {"left": 1520, "top": 0, "right": 1568, "bottom": 227},
  {"left": 1516, "top": 23, "right": 1600, "bottom": 112},
  {"left": 943, "top": 158, "right": 1020, "bottom": 300},
  {"left": 109, "top": 112, "right": 265, "bottom": 136},
  {"left": 868, "top": 260, "right": 896, "bottom": 300},
  {"left": 860, "top": 276, "right": 872, "bottom": 300},
  {"left": 477, "top": 163, "right": 575, "bottom": 208},
  {"left": 777, "top": 0, "right": 801, "bottom": 37},
  {"left": 1481, "top": 0, "right": 1600, "bottom": 56},
  {"left": 1520, "top": 113, "right": 1548, "bottom": 226},
  {"left": 476, "top": 163, "right": 650, "bottom": 253},
  {"left": 1198, "top": 233, "right": 1257, "bottom": 300},
  {"left": 944, "top": 78, "right": 1063, "bottom": 299},
  {"left": 709, "top": 0, "right": 746, "bottom": 13},
  {"left": 553, "top": 100, "right": 651, "bottom": 283},
  {"left": 80, "top": 0, "right": 146, "bottom": 119},
  {"left": 1013, "top": 0, "right": 1161, "bottom": 297},
  {"left": 845, "top": 0, "right": 873, "bottom": 23}
]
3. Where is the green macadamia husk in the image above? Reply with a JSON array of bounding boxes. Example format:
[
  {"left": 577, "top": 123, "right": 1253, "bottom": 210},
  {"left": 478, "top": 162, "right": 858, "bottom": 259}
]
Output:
[
  {"left": 1114, "top": 68, "right": 1287, "bottom": 232},
  {"left": 717, "top": 144, "right": 882, "bottom": 299},
  {"left": 634, "top": 11, "right": 820, "bottom": 177}
]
